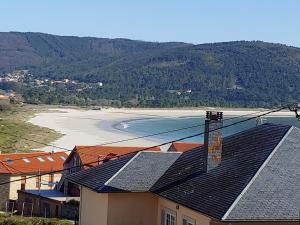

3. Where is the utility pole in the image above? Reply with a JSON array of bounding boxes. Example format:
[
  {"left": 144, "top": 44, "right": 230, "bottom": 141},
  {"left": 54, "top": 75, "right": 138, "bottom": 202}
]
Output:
[{"left": 38, "top": 169, "right": 41, "bottom": 217}]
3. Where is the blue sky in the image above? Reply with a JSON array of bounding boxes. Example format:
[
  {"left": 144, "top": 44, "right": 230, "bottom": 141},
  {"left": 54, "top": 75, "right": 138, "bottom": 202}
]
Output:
[{"left": 1, "top": 0, "right": 299, "bottom": 47}]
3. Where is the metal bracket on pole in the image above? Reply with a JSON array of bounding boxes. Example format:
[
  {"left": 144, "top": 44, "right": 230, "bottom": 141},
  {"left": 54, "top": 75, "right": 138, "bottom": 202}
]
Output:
[{"left": 288, "top": 103, "right": 300, "bottom": 120}]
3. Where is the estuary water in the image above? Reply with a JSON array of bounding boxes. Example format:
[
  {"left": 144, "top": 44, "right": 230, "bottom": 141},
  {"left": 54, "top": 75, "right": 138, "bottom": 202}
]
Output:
[{"left": 116, "top": 116, "right": 300, "bottom": 143}]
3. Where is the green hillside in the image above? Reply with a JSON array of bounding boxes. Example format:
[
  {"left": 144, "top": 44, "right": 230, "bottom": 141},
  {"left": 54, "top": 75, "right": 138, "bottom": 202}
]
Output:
[{"left": 0, "top": 32, "right": 299, "bottom": 107}]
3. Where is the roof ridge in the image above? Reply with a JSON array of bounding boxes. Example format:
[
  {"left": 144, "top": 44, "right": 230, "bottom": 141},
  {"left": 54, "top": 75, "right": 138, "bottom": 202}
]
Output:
[{"left": 222, "top": 126, "right": 294, "bottom": 220}]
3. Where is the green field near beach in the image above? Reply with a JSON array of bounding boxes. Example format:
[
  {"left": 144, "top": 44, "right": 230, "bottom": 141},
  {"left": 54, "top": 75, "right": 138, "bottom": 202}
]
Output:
[{"left": 0, "top": 104, "right": 62, "bottom": 153}]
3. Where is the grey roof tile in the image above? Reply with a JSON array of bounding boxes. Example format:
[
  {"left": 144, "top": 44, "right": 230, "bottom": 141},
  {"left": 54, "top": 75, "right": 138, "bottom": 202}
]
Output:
[
  {"left": 224, "top": 127, "right": 300, "bottom": 221},
  {"left": 151, "top": 123, "right": 291, "bottom": 219},
  {"left": 66, "top": 153, "right": 136, "bottom": 191},
  {"left": 104, "top": 151, "right": 181, "bottom": 192}
]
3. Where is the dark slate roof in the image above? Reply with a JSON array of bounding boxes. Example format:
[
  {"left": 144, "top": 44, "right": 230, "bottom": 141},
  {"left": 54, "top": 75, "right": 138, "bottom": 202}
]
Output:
[
  {"left": 224, "top": 127, "right": 300, "bottom": 221},
  {"left": 104, "top": 152, "right": 181, "bottom": 192},
  {"left": 66, "top": 153, "right": 136, "bottom": 191},
  {"left": 66, "top": 151, "right": 181, "bottom": 192},
  {"left": 150, "top": 123, "right": 291, "bottom": 219}
]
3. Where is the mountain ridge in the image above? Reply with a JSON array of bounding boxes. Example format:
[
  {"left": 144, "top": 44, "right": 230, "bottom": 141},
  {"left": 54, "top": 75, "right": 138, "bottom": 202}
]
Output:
[{"left": 0, "top": 32, "right": 299, "bottom": 107}]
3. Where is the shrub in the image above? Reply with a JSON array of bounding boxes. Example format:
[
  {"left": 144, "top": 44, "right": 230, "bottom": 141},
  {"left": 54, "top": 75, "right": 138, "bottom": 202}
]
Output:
[{"left": 0, "top": 216, "right": 72, "bottom": 225}]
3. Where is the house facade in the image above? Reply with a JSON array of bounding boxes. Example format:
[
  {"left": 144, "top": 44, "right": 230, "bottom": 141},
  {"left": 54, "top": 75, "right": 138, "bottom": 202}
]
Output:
[
  {"left": 0, "top": 152, "right": 68, "bottom": 210},
  {"left": 78, "top": 189, "right": 219, "bottom": 225},
  {"left": 78, "top": 188, "right": 298, "bottom": 225},
  {"left": 66, "top": 113, "right": 300, "bottom": 225}
]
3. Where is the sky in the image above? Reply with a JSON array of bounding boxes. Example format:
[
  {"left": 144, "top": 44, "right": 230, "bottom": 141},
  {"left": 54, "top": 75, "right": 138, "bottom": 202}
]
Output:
[{"left": 1, "top": 0, "right": 299, "bottom": 47}]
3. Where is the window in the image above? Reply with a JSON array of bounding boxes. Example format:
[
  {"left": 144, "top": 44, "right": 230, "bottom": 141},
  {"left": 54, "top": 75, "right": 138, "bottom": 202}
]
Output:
[
  {"left": 183, "top": 216, "right": 196, "bottom": 225},
  {"left": 5, "top": 158, "right": 13, "bottom": 165},
  {"left": 36, "top": 176, "right": 41, "bottom": 188},
  {"left": 37, "top": 157, "right": 45, "bottom": 162},
  {"left": 47, "top": 156, "right": 54, "bottom": 162},
  {"left": 161, "top": 208, "right": 176, "bottom": 225},
  {"left": 22, "top": 157, "right": 31, "bottom": 163}
]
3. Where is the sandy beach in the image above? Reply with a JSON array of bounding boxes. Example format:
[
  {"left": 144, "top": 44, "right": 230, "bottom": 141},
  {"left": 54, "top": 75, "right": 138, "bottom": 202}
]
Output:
[{"left": 28, "top": 107, "right": 294, "bottom": 152}]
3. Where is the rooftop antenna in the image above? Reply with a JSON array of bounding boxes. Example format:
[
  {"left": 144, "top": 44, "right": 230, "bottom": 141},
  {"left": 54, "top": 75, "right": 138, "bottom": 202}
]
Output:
[{"left": 288, "top": 103, "right": 300, "bottom": 121}]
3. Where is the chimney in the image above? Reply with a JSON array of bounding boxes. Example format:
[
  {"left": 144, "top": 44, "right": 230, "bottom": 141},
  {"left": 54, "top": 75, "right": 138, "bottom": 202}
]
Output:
[{"left": 204, "top": 111, "right": 223, "bottom": 171}]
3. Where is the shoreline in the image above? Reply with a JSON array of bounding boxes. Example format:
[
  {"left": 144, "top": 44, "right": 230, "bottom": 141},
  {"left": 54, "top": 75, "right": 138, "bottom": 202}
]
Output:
[{"left": 28, "top": 107, "right": 295, "bottom": 152}]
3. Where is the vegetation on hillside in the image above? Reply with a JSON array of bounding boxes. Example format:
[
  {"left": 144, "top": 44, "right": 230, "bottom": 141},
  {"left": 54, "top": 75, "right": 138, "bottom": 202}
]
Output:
[{"left": 0, "top": 32, "right": 300, "bottom": 108}]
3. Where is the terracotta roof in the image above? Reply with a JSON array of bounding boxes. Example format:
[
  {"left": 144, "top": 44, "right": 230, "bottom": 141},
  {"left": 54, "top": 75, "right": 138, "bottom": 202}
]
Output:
[
  {"left": 168, "top": 142, "right": 203, "bottom": 152},
  {"left": 70, "top": 145, "right": 161, "bottom": 166},
  {"left": 0, "top": 152, "right": 68, "bottom": 174}
]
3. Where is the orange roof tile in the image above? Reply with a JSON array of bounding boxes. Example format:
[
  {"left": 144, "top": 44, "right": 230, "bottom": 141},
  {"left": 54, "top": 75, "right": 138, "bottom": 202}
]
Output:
[
  {"left": 169, "top": 142, "right": 203, "bottom": 152},
  {"left": 71, "top": 145, "right": 161, "bottom": 166},
  {"left": 0, "top": 152, "right": 68, "bottom": 174}
]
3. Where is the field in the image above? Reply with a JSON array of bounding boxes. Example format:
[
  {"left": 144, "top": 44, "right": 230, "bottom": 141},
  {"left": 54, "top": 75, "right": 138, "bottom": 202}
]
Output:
[{"left": 0, "top": 104, "right": 62, "bottom": 153}]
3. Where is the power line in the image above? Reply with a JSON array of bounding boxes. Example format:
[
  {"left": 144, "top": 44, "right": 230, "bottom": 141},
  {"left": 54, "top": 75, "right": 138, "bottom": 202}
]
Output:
[
  {"left": 0, "top": 105, "right": 289, "bottom": 186},
  {"left": 0, "top": 109, "right": 273, "bottom": 164}
]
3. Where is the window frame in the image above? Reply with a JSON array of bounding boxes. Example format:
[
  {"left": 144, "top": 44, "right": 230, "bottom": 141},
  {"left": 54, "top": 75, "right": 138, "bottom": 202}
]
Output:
[
  {"left": 161, "top": 207, "right": 176, "bottom": 225},
  {"left": 47, "top": 156, "right": 54, "bottom": 162},
  {"left": 22, "top": 157, "right": 31, "bottom": 163},
  {"left": 37, "top": 157, "right": 45, "bottom": 162},
  {"left": 183, "top": 215, "right": 196, "bottom": 225}
]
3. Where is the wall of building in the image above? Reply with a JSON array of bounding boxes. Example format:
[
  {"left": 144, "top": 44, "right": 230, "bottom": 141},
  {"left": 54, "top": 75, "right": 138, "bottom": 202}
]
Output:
[
  {"left": 63, "top": 152, "right": 81, "bottom": 195},
  {"left": 9, "top": 173, "right": 62, "bottom": 200},
  {"left": 107, "top": 192, "right": 158, "bottom": 225},
  {"left": 157, "top": 197, "right": 299, "bottom": 225},
  {"left": 0, "top": 173, "right": 63, "bottom": 211},
  {"left": 64, "top": 152, "right": 81, "bottom": 175},
  {"left": 157, "top": 196, "right": 212, "bottom": 225},
  {"left": 17, "top": 191, "right": 62, "bottom": 218},
  {"left": 0, "top": 175, "right": 11, "bottom": 210},
  {"left": 79, "top": 187, "right": 108, "bottom": 225},
  {"left": 78, "top": 189, "right": 298, "bottom": 225}
]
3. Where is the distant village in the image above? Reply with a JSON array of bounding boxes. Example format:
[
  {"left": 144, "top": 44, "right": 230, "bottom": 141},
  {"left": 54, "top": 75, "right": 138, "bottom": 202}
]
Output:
[
  {"left": 0, "top": 110, "right": 299, "bottom": 225},
  {"left": 0, "top": 70, "right": 104, "bottom": 94},
  {"left": 0, "top": 70, "right": 194, "bottom": 100}
]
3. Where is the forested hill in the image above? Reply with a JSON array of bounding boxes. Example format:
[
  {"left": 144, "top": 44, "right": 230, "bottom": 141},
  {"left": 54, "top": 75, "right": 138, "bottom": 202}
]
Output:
[{"left": 0, "top": 32, "right": 299, "bottom": 107}]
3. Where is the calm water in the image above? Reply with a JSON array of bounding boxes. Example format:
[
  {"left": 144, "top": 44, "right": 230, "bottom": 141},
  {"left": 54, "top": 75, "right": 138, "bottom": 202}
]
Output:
[{"left": 117, "top": 116, "right": 300, "bottom": 143}]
